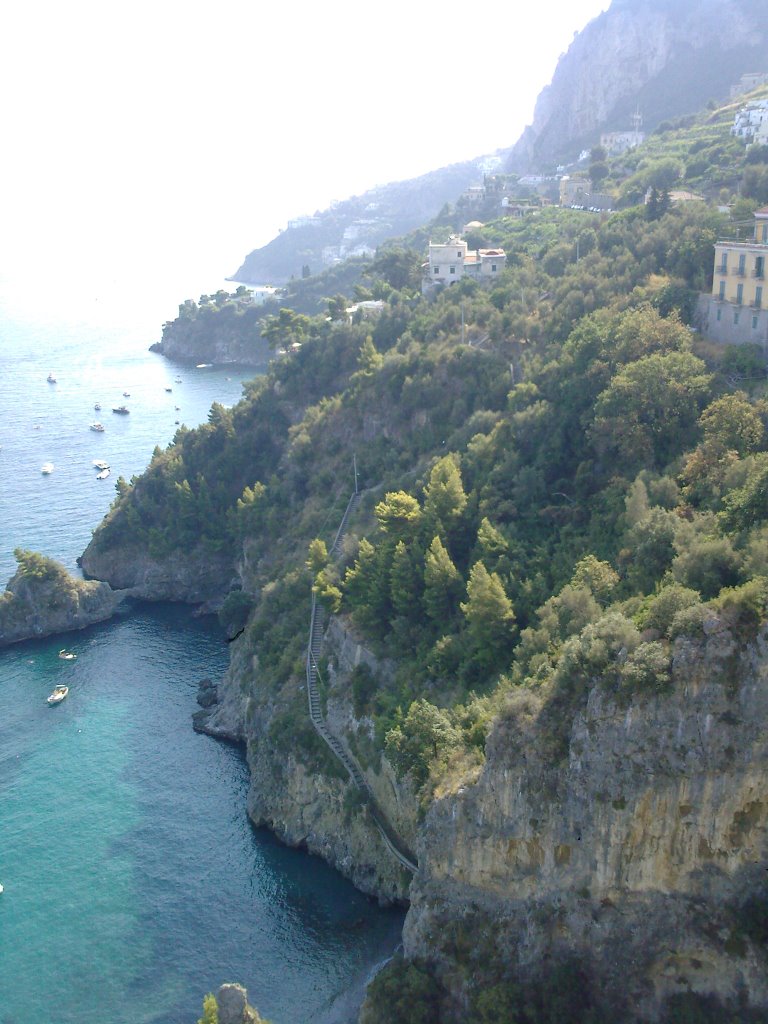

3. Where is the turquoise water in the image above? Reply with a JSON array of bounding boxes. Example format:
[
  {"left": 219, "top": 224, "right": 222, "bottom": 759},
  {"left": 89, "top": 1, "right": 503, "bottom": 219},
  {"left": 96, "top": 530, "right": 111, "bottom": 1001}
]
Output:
[{"left": 0, "top": 276, "right": 404, "bottom": 1023}]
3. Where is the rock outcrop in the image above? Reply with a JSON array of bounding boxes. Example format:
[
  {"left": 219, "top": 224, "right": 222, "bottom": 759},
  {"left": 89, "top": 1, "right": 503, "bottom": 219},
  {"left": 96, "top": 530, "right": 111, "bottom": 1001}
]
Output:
[
  {"left": 0, "top": 560, "right": 129, "bottom": 647},
  {"left": 79, "top": 541, "right": 233, "bottom": 604},
  {"left": 202, "top": 613, "right": 416, "bottom": 904},
  {"left": 507, "top": 0, "right": 768, "bottom": 170},
  {"left": 215, "top": 983, "right": 262, "bottom": 1024},
  {"left": 401, "top": 620, "right": 768, "bottom": 1019},
  {"left": 150, "top": 313, "right": 270, "bottom": 367}
]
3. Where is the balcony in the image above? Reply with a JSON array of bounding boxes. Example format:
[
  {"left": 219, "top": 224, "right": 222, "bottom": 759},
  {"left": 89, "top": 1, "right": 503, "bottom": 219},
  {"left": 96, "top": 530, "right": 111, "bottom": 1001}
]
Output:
[
  {"left": 753, "top": 268, "right": 765, "bottom": 280},
  {"left": 732, "top": 266, "right": 747, "bottom": 276},
  {"left": 731, "top": 295, "right": 744, "bottom": 305},
  {"left": 752, "top": 298, "right": 763, "bottom": 309}
]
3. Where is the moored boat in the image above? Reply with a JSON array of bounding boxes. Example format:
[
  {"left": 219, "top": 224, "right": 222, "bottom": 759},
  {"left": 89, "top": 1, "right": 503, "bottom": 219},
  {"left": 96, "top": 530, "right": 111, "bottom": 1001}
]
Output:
[
  {"left": 47, "top": 373, "right": 57, "bottom": 383},
  {"left": 92, "top": 459, "right": 110, "bottom": 471},
  {"left": 58, "top": 649, "right": 76, "bottom": 660},
  {"left": 89, "top": 422, "right": 105, "bottom": 432},
  {"left": 41, "top": 462, "right": 54, "bottom": 474},
  {"left": 47, "top": 685, "right": 69, "bottom": 704},
  {"left": 112, "top": 406, "right": 130, "bottom": 415},
  {"left": 96, "top": 468, "right": 111, "bottom": 479}
]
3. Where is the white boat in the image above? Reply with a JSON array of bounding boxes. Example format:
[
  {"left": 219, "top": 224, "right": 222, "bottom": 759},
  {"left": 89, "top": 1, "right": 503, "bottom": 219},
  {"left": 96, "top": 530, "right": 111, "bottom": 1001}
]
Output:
[
  {"left": 96, "top": 468, "right": 111, "bottom": 480},
  {"left": 58, "top": 649, "right": 76, "bottom": 660},
  {"left": 92, "top": 459, "right": 110, "bottom": 471},
  {"left": 47, "top": 373, "right": 57, "bottom": 383},
  {"left": 41, "top": 462, "right": 54, "bottom": 474},
  {"left": 47, "top": 685, "right": 69, "bottom": 704},
  {"left": 89, "top": 422, "right": 105, "bottom": 432},
  {"left": 112, "top": 406, "right": 129, "bottom": 415},
  {"left": 196, "top": 363, "right": 212, "bottom": 368}
]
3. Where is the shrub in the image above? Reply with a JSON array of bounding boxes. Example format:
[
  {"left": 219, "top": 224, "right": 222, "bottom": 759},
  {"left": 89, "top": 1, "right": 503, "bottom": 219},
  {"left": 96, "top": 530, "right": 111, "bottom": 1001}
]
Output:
[
  {"left": 637, "top": 583, "right": 701, "bottom": 636},
  {"left": 712, "top": 577, "right": 768, "bottom": 632},
  {"left": 619, "top": 641, "right": 671, "bottom": 695},
  {"left": 360, "top": 957, "right": 444, "bottom": 1024},
  {"left": 672, "top": 537, "right": 742, "bottom": 600},
  {"left": 669, "top": 602, "right": 709, "bottom": 640}
]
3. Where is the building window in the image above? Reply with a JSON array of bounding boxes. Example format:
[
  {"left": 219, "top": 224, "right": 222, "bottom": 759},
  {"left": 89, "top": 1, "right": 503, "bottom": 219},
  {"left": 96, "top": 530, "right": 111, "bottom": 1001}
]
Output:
[
  {"left": 491, "top": 264, "right": 497, "bottom": 272},
  {"left": 762, "top": 224, "right": 768, "bottom": 243},
  {"left": 756, "top": 255, "right": 765, "bottom": 279},
  {"left": 457, "top": 251, "right": 462, "bottom": 258},
  {"left": 720, "top": 253, "right": 728, "bottom": 273},
  {"left": 450, "top": 266, "right": 456, "bottom": 275},
  {"left": 737, "top": 283, "right": 744, "bottom": 305},
  {"left": 734, "top": 311, "right": 741, "bottom": 325},
  {"left": 716, "top": 307, "right": 722, "bottom": 321},
  {"left": 752, "top": 315, "right": 759, "bottom": 329},
  {"left": 739, "top": 254, "right": 746, "bottom": 275},
  {"left": 719, "top": 280, "right": 726, "bottom": 300},
  {"left": 756, "top": 286, "right": 763, "bottom": 308},
  {"left": 433, "top": 266, "right": 439, "bottom": 275}
]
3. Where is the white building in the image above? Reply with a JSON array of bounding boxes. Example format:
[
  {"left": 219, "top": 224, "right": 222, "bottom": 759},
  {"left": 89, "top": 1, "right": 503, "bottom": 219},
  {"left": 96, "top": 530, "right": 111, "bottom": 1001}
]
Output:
[
  {"left": 423, "top": 235, "right": 506, "bottom": 291},
  {"left": 600, "top": 130, "right": 645, "bottom": 156},
  {"left": 732, "top": 99, "right": 768, "bottom": 139}
]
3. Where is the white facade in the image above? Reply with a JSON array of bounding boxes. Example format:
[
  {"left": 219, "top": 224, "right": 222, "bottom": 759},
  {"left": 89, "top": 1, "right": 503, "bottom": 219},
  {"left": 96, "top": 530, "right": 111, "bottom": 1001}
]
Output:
[
  {"left": 732, "top": 99, "right": 768, "bottom": 138},
  {"left": 600, "top": 130, "right": 645, "bottom": 155}
]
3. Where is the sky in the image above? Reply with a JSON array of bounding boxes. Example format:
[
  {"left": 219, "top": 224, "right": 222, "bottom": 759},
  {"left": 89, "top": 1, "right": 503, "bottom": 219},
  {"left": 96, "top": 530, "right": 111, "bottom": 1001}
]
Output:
[{"left": 0, "top": 0, "right": 610, "bottom": 318}]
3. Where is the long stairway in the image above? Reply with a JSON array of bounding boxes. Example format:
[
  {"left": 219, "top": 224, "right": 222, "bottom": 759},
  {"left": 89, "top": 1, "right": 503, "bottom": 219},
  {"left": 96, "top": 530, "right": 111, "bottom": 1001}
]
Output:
[{"left": 306, "top": 492, "right": 418, "bottom": 875}]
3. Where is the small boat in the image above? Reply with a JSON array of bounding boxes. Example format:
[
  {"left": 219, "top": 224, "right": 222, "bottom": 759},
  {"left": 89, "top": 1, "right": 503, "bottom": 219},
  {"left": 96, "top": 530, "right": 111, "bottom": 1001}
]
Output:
[
  {"left": 92, "top": 459, "right": 110, "bottom": 471},
  {"left": 165, "top": 387, "right": 172, "bottom": 393},
  {"left": 47, "top": 685, "right": 69, "bottom": 704},
  {"left": 174, "top": 377, "right": 183, "bottom": 383},
  {"left": 122, "top": 391, "right": 131, "bottom": 397},
  {"left": 94, "top": 402, "right": 102, "bottom": 411},
  {"left": 96, "top": 468, "right": 111, "bottom": 480},
  {"left": 112, "top": 406, "right": 129, "bottom": 415},
  {"left": 89, "top": 422, "right": 105, "bottom": 432},
  {"left": 47, "top": 373, "right": 57, "bottom": 383},
  {"left": 41, "top": 462, "right": 54, "bottom": 474},
  {"left": 196, "top": 363, "right": 212, "bottom": 368},
  {"left": 58, "top": 649, "right": 76, "bottom": 660}
]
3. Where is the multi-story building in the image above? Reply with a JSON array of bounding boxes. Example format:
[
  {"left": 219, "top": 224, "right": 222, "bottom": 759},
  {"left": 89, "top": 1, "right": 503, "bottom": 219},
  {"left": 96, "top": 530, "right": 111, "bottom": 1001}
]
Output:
[
  {"left": 698, "top": 209, "right": 768, "bottom": 346},
  {"left": 423, "top": 235, "right": 506, "bottom": 291}
]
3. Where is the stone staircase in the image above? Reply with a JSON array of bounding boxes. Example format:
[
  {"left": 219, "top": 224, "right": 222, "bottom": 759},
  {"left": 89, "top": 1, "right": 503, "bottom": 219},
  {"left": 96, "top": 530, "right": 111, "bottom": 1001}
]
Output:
[{"left": 305, "top": 492, "right": 418, "bottom": 875}]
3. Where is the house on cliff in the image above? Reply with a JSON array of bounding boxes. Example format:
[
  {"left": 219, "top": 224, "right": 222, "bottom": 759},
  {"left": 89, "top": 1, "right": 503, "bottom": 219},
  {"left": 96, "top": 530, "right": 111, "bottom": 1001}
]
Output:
[
  {"left": 423, "top": 235, "right": 506, "bottom": 292},
  {"left": 698, "top": 208, "right": 768, "bottom": 347}
]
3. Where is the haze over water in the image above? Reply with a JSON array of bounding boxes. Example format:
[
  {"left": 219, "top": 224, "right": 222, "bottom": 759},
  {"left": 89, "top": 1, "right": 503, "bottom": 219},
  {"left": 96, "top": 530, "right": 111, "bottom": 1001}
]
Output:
[{"left": 0, "top": 273, "right": 405, "bottom": 1024}]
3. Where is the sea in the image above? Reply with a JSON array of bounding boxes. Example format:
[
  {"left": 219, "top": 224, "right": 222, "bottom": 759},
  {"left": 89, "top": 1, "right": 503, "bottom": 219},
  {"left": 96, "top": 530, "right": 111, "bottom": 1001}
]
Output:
[{"left": 0, "top": 270, "right": 405, "bottom": 1024}]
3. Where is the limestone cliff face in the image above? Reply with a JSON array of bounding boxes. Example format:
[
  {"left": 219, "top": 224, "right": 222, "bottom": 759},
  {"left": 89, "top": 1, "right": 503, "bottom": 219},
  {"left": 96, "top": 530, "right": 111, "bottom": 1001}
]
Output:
[
  {"left": 509, "top": 0, "right": 768, "bottom": 170},
  {"left": 150, "top": 314, "right": 270, "bottom": 367},
  {"left": 0, "top": 567, "right": 129, "bottom": 646},
  {"left": 403, "top": 620, "right": 768, "bottom": 1018},
  {"left": 203, "top": 613, "right": 417, "bottom": 904},
  {"left": 79, "top": 540, "right": 233, "bottom": 603}
]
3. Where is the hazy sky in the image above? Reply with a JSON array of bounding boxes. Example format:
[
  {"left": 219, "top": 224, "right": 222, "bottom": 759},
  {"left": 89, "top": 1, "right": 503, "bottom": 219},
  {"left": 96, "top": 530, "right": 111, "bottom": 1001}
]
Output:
[{"left": 0, "top": 0, "right": 609, "bottom": 302}]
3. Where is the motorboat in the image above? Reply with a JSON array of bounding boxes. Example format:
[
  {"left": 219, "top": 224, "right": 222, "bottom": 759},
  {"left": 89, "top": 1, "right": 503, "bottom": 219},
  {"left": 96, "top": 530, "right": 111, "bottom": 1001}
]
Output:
[
  {"left": 47, "top": 373, "right": 57, "bottom": 383},
  {"left": 112, "top": 406, "right": 129, "bottom": 415},
  {"left": 96, "top": 468, "right": 111, "bottom": 480},
  {"left": 41, "top": 462, "right": 54, "bottom": 474},
  {"left": 165, "top": 387, "right": 172, "bottom": 393},
  {"left": 92, "top": 459, "right": 110, "bottom": 471},
  {"left": 94, "top": 402, "right": 102, "bottom": 411},
  {"left": 58, "top": 649, "right": 76, "bottom": 660},
  {"left": 196, "top": 363, "right": 212, "bottom": 368},
  {"left": 89, "top": 422, "right": 105, "bottom": 432},
  {"left": 122, "top": 391, "right": 131, "bottom": 397},
  {"left": 47, "top": 685, "right": 69, "bottom": 704}
]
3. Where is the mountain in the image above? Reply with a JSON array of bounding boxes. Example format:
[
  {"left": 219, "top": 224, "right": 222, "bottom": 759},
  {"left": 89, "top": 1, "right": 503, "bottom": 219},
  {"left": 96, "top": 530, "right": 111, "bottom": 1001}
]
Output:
[
  {"left": 507, "top": 0, "right": 768, "bottom": 171},
  {"left": 231, "top": 160, "right": 493, "bottom": 285}
]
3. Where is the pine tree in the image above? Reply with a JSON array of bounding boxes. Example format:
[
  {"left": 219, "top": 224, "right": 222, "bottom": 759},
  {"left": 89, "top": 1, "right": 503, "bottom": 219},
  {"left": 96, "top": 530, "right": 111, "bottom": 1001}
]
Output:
[
  {"left": 461, "top": 562, "right": 515, "bottom": 670},
  {"left": 423, "top": 536, "right": 462, "bottom": 622},
  {"left": 423, "top": 454, "right": 467, "bottom": 536},
  {"left": 390, "top": 540, "right": 423, "bottom": 619}
]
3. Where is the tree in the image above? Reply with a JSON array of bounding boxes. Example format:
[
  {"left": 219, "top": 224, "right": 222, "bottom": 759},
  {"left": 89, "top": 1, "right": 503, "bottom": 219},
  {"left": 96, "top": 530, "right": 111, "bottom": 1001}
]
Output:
[
  {"left": 198, "top": 993, "right": 218, "bottom": 1024},
  {"left": 365, "top": 246, "right": 422, "bottom": 291},
  {"left": 424, "top": 536, "right": 463, "bottom": 622},
  {"left": 384, "top": 699, "right": 460, "bottom": 784},
  {"left": 325, "top": 294, "right": 348, "bottom": 321},
  {"left": 423, "top": 454, "right": 467, "bottom": 535},
  {"left": 374, "top": 491, "right": 422, "bottom": 534},
  {"left": 699, "top": 392, "right": 764, "bottom": 456},
  {"left": 261, "top": 308, "right": 310, "bottom": 350},
  {"left": 355, "top": 336, "right": 383, "bottom": 378},
  {"left": 461, "top": 562, "right": 515, "bottom": 665},
  {"left": 390, "top": 540, "right": 423, "bottom": 619},
  {"left": 590, "top": 351, "right": 712, "bottom": 469},
  {"left": 570, "top": 555, "right": 619, "bottom": 603},
  {"left": 306, "top": 537, "right": 328, "bottom": 574}
]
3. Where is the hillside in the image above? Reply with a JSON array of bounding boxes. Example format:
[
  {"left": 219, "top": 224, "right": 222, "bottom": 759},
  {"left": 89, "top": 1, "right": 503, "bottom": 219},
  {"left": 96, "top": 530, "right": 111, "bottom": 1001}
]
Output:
[
  {"left": 80, "top": 75, "right": 768, "bottom": 1018},
  {"left": 232, "top": 160, "right": 488, "bottom": 285}
]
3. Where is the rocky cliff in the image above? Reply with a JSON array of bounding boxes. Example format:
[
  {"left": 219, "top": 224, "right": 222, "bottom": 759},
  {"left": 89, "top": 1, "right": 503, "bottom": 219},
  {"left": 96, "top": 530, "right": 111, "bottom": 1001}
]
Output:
[
  {"left": 150, "top": 312, "right": 271, "bottom": 367},
  {"left": 508, "top": 0, "right": 768, "bottom": 171},
  {"left": 399, "top": 618, "right": 768, "bottom": 1020},
  {"left": 0, "top": 560, "right": 129, "bottom": 646},
  {"left": 79, "top": 541, "right": 234, "bottom": 604},
  {"left": 202, "top": 613, "right": 416, "bottom": 904}
]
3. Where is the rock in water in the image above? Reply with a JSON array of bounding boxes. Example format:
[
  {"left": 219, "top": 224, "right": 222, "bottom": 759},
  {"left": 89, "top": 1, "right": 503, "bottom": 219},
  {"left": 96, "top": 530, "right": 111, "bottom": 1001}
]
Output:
[{"left": 216, "top": 983, "right": 261, "bottom": 1024}]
